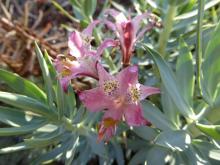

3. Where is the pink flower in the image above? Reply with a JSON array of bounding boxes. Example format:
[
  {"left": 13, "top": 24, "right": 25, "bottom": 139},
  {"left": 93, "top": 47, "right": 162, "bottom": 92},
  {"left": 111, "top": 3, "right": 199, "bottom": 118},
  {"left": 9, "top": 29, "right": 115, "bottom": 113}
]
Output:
[
  {"left": 79, "top": 64, "right": 160, "bottom": 140},
  {"left": 104, "top": 9, "right": 157, "bottom": 66},
  {"left": 54, "top": 21, "right": 118, "bottom": 90}
]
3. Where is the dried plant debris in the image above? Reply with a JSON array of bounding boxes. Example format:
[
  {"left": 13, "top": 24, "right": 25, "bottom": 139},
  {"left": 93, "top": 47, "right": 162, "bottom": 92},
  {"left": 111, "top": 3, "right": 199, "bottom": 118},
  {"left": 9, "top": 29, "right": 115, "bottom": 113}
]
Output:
[{"left": 0, "top": 0, "right": 75, "bottom": 76}]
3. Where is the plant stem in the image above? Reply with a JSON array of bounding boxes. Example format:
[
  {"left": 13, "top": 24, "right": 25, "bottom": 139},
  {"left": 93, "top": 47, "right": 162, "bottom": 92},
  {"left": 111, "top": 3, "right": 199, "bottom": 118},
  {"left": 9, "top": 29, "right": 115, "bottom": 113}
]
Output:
[
  {"left": 196, "top": 0, "right": 205, "bottom": 97},
  {"left": 158, "top": 4, "right": 177, "bottom": 56},
  {"left": 93, "top": 29, "right": 117, "bottom": 71}
]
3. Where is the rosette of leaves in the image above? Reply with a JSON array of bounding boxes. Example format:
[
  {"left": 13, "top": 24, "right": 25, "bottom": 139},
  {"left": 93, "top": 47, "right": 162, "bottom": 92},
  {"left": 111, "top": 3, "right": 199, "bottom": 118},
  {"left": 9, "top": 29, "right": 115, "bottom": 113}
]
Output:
[{"left": 0, "top": 43, "right": 125, "bottom": 164}]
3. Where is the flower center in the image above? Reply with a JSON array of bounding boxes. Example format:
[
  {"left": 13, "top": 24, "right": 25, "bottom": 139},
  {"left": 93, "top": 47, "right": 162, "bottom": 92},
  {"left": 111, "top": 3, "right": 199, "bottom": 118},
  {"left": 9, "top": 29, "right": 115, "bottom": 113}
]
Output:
[
  {"left": 103, "top": 80, "right": 119, "bottom": 96},
  {"left": 128, "top": 85, "right": 141, "bottom": 103}
]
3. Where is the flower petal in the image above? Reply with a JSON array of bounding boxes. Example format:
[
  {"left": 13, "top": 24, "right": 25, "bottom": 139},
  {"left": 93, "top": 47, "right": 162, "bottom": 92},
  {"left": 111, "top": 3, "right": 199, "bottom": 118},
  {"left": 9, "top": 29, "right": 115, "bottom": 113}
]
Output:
[
  {"left": 97, "top": 63, "right": 115, "bottom": 86},
  {"left": 79, "top": 87, "right": 109, "bottom": 112},
  {"left": 136, "top": 24, "right": 154, "bottom": 42},
  {"left": 103, "top": 108, "right": 123, "bottom": 121},
  {"left": 68, "top": 31, "right": 84, "bottom": 58},
  {"left": 96, "top": 39, "right": 119, "bottom": 57},
  {"left": 104, "top": 9, "right": 127, "bottom": 24},
  {"left": 116, "top": 65, "right": 138, "bottom": 93},
  {"left": 140, "top": 85, "right": 160, "bottom": 100},
  {"left": 103, "top": 20, "right": 116, "bottom": 31},
  {"left": 124, "top": 104, "right": 148, "bottom": 126},
  {"left": 82, "top": 20, "right": 100, "bottom": 37},
  {"left": 74, "top": 56, "right": 99, "bottom": 79},
  {"left": 132, "top": 11, "right": 151, "bottom": 35},
  {"left": 98, "top": 117, "right": 118, "bottom": 142}
]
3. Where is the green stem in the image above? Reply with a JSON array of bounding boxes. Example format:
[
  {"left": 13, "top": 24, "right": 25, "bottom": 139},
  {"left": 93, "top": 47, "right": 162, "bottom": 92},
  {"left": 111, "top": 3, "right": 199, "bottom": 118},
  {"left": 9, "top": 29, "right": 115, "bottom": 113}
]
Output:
[
  {"left": 196, "top": 0, "right": 205, "bottom": 96},
  {"left": 93, "top": 29, "right": 117, "bottom": 71},
  {"left": 158, "top": 4, "right": 177, "bottom": 56},
  {"left": 51, "top": 0, "right": 79, "bottom": 24}
]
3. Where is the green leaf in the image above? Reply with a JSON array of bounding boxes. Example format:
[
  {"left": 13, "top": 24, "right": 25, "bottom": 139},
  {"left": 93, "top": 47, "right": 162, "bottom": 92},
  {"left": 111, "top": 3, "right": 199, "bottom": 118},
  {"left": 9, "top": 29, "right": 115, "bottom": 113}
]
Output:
[
  {"left": 111, "top": 141, "right": 124, "bottom": 165},
  {"left": 24, "top": 131, "right": 62, "bottom": 148},
  {"left": 133, "top": 126, "right": 158, "bottom": 141},
  {"left": 209, "top": 150, "right": 220, "bottom": 161},
  {"left": 66, "top": 85, "right": 76, "bottom": 120},
  {"left": 0, "top": 69, "right": 46, "bottom": 102},
  {"left": 143, "top": 45, "right": 195, "bottom": 119},
  {"left": 35, "top": 42, "right": 55, "bottom": 109},
  {"left": 142, "top": 100, "right": 177, "bottom": 131},
  {"left": 65, "top": 136, "right": 79, "bottom": 165},
  {"left": 0, "top": 91, "right": 57, "bottom": 120},
  {"left": 87, "top": 132, "right": 106, "bottom": 158},
  {"left": 56, "top": 80, "right": 65, "bottom": 120},
  {"left": 155, "top": 130, "right": 191, "bottom": 151},
  {"left": 83, "top": 0, "right": 97, "bottom": 18},
  {"left": 129, "top": 148, "right": 148, "bottom": 165},
  {"left": 0, "top": 121, "right": 47, "bottom": 136},
  {"left": 0, "top": 143, "right": 28, "bottom": 154},
  {"left": 161, "top": 86, "right": 180, "bottom": 127},
  {"left": 202, "top": 21, "right": 220, "bottom": 102},
  {"left": 193, "top": 140, "right": 220, "bottom": 163},
  {"left": 44, "top": 50, "right": 57, "bottom": 84},
  {"left": 176, "top": 39, "right": 195, "bottom": 106},
  {"left": 146, "top": 146, "right": 169, "bottom": 165},
  {"left": 0, "top": 106, "right": 43, "bottom": 126},
  {"left": 196, "top": 123, "right": 220, "bottom": 140}
]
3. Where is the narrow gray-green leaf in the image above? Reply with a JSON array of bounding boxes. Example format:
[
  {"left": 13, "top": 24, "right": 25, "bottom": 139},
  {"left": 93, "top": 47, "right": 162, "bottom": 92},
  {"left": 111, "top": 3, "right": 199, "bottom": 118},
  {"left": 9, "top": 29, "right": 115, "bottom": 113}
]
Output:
[
  {"left": 24, "top": 131, "right": 62, "bottom": 148},
  {"left": 0, "top": 121, "right": 47, "bottom": 136},
  {"left": 111, "top": 141, "right": 124, "bottom": 165},
  {"left": 146, "top": 146, "right": 169, "bottom": 165},
  {"left": 143, "top": 45, "right": 195, "bottom": 119},
  {"left": 133, "top": 126, "right": 158, "bottom": 141},
  {"left": 0, "top": 143, "right": 29, "bottom": 154},
  {"left": 0, "top": 106, "right": 43, "bottom": 126},
  {"left": 142, "top": 100, "right": 177, "bottom": 131},
  {"left": 161, "top": 86, "right": 180, "bottom": 127},
  {"left": 155, "top": 130, "right": 191, "bottom": 151},
  {"left": 35, "top": 42, "right": 54, "bottom": 109},
  {"left": 176, "top": 39, "right": 195, "bottom": 106},
  {"left": 202, "top": 21, "right": 220, "bottom": 101},
  {"left": 83, "top": 0, "right": 97, "bottom": 18},
  {"left": 0, "top": 69, "right": 46, "bottom": 102},
  {"left": 56, "top": 80, "right": 64, "bottom": 120},
  {"left": 129, "top": 148, "right": 148, "bottom": 165},
  {"left": 66, "top": 85, "right": 76, "bottom": 120},
  {"left": 0, "top": 91, "right": 57, "bottom": 120}
]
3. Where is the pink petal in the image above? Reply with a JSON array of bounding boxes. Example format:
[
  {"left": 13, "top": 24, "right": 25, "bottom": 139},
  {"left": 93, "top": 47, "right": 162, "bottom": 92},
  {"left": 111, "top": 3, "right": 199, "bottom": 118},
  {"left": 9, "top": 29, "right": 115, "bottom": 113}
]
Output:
[
  {"left": 103, "top": 20, "right": 116, "bottom": 31},
  {"left": 120, "top": 21, "right": 135, "bottom": 65},
  {"left": 73, "top": 56, "right": 99, "bottom": 79},
  {"left": 132, "top": 11, "right": 151, "bottom": 35},
  {"left": 79, "top": 87, "right": 109, "bottom": 112},
  {"left": 97, "top": 63, "right": 115, "bottom": 86},
  {"left": 124, "top": 104, "right": 148, "bottom": 126},
  {"left": 139, "top": 84, "right": 160, "bottom": 100},
  {"left": 103, "top": 108, "right": 123, "bottom": 121},
  {"left": 96, "top": 39, "right": 119, "bottom": 57},
  {"left": 68, "top": 31, "right": 84, "bottom": 58},
  {"left": 104, "top": 9, "right": 127, "bottom": 24},
  {"left": 136, "top": 24, "right": 154, "bottom": 42},
  {"left": 98, "top": 117, "right": 118, "bottom": 142},
  {"left": 116, "top": 65, "right": 138, "bottom": 93},
  {"left": 82, "top": 20, "right": 100, "bottom": 37}
]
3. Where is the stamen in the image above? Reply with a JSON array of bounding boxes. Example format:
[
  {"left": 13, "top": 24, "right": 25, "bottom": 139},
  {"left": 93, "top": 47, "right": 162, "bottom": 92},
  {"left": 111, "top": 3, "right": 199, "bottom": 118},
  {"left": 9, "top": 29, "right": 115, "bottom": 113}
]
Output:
[
  {"left": 103, "top": 80, "right": 119, "bottom": 96},
  {"left": 128, "top": 85, "right": 141, "bottom": 103}
]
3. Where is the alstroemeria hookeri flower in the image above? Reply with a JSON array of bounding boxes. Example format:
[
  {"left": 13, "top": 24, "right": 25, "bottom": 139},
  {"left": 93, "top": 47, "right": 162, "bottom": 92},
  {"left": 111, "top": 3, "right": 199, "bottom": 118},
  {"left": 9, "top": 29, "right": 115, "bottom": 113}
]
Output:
[
  {"left": 79, "top": 64, "right": 160, "bottom": 140},
  {"left": 54, "top": 21, "right": 118, "bottom": 90},
  {"left": 104, "top": 9, "right": 156, "bottom": 66}
]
